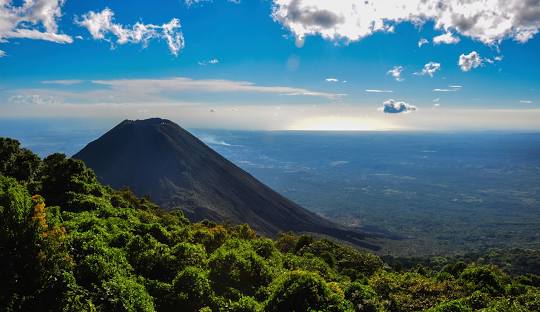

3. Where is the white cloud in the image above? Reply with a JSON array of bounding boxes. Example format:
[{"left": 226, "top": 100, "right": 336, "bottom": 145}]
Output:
[
  {"left": 185, "top": 0, "right": 241, "bottom": 7},
  {"left": 380, "top": 99, "right": 417, "bottom": 114},
  {"left": 15, "top": 77, "right": 344, "bottom": 104},
  {"left": 94, "top": 77, "right": 338, "bottom": 98},
  {"left": 433, "top": 85, "right": 461, "bottom": 92},
  {"left": 387, "top": 66, "right": 404, "bottom": 82},
  {"left": 185, "top": 0, "right": 211, "bottom": 6},
  {"left": 415, "top": 61, "right": 441, "bottom": 77},
  {"left": 433, "top": 32, "right": 460, "bottom": 45},
  {"left": 0, "top": 50, "right": 5, "bottom": 57},
  {"left": 76, "top": 8, "right": 184, "bottom": 56},
  {"left": 9, "top": 94, "right": 58, "bottom": 105},
  {"left": 520, "top": 100, "right": 533, "bottom": 104},
  {"left": 485, "top": 55, "right": 504, "bottom": 64},
  {"left": 42, "top": 80, "right": 84, "bottom": 85},
  {"left": 0, "top": 0, "right": 72, "bottom": 44},
  {"left": 366, "top": 89, "right": 393, "bottom": 93},
  {"left": 325, "top": 78, "right": 339, "bottom": 82},
  {"left": 418, "top": 38, "right": 429, "bottom": 47},
  {"left": 198, "top": 58, "right": 220, "bottom": 65},
  {"left": 459, "top": 51, "right": 483, "bottom": 72},
  {"left": 433, "top": 98, "right": 440, "bottom": 102},
  {"left": 434, "top": 103, "right": 441, "bottom": 107},
  {"left": 271, "top": 0, "right": 540, "bottom": 45}
]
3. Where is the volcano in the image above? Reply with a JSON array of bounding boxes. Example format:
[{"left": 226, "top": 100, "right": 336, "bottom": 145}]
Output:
[{"left": 74, "top": 118, "right": 377, "bottom": 249}]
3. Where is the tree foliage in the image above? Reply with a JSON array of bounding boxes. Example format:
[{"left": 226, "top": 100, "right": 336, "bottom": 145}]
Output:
[{"left": 1, "top": 137, "right": 539, "bottom": 311}]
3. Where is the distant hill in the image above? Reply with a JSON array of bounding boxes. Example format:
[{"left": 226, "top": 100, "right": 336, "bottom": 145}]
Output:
[{"left": 74, "top": 118, "right": 376, "bottom": 248}]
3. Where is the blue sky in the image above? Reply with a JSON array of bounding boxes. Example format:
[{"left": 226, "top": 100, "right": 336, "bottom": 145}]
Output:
[{"left": 1, "top": 0, "right": 539, "bottom": 130}]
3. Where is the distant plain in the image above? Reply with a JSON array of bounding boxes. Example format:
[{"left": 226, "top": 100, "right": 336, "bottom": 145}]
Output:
[{"left": 2, "top": 119, "right": 540, "bottom": 256}]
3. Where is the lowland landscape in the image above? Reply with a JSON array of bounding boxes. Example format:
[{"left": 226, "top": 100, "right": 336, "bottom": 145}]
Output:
[
  {"left": 2, "top": 120, "right": 540, "bottom": 311},
  {"left": 2, "top": 0, "right": 540, "bottom": 311}
]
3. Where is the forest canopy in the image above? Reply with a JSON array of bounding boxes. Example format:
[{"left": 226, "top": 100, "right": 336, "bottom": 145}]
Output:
[{"left": 0, "top": 137, "right": 539, "bottom": 312}]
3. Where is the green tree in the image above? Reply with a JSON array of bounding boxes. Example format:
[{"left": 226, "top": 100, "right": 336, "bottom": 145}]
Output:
[
  {"left": 40, "top": 153, "right": 104, "bottom": 210},
  {"left": 459, "top": 265, "right": 509, "bottom": 295},
  {"left": 0, "top": 176, "right": 39, "bottom": 309},
  {"left": 171, "top": 267, "right": 214, "bottom": 311},
  {"left": 209, "top": 240, "right": 273, "bottom": 298},
  {"left": 0, "top": 137, "right": 42, "bottom": 185},
  {"left": 265, "top": 270, "right": 353, "bottom": 312},
  {"left": 344, "top": 282, "right": 379, "bottom": 312}
]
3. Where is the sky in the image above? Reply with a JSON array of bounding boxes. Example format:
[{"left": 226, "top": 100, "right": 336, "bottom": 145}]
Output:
[{"left": 1, "top": 0, "right": 540, "bottom": 131}]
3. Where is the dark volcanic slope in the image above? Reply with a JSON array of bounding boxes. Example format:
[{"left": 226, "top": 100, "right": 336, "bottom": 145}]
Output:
[{"left": 74, "top": 118, "right": 376, "bottom": 248}]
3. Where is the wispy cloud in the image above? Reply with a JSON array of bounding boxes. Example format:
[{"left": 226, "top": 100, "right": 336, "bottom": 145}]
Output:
[
  {"left": 9, "top": 94, "right": 59, "bottom": 105},
  {"left": 433, "top": 88, "right": 457, "bottom": 92},
  {"left": 23, "top": 77, "right": 344, "bottom": 104},
  {"left": 325, "top": 78, "right": 339, "bottom": 82},
  {"left": 92, "top": 77, "right": 343, "bottom": 99},
  {"left": 365, "top": 89, "right": 393, "bottom": 93},
  {"left": 42, "top": 80, "right": 85, "bottom": 85},
  {"left": 520, "top": 100, "right": 533, "bottom": 104},
  {"left": 433, "top": 85, "right": 462, "bottom": 92},
  {"left": 185, "top": 0, "right": 240, "bottom": 7},
  {"left": 418, "top": 38, "right": 429, "bottom": 47},
  {"left": 198, "top": 58, "right": 220, "bottom": 65}
]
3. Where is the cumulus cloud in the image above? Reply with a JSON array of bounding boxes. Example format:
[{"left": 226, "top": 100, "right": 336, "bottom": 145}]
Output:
[
  {"left": 380, "top": 99, "right": 417, "bottom": 114},
  {"left": 418, "top": 38, "right": 429, "bottom": 47},
  {"left": 415, "top": 61, "right": 441, "bottom": 77},
  {"left": 458, "top": 51, "right": 483, "bottom": 72},
  {"left": 271, "top": 0, "right": 540, "bottom": 45},
  {"left": 76, "top": 8, "right": 184, "bottom": 56},
  {"left": 387, "top": 66, "right": 404, "bottom": 82},
  {"left": 0, "top": 0, "right": 72, "bottom": 44},
  {"left": 366, "top": 89, "right": 393, "bottom": 93},
  {"left": 433, "top": 32, "right": 460, "bottom": 45}
]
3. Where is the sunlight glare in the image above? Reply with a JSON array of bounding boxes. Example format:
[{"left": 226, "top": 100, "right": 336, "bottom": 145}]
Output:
[{"left": 288, "top": 116, "right": 393, "bottom": 131}]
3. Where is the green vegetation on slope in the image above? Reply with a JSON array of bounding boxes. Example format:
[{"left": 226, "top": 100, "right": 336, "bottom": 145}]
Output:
[{"left": 1, "top": 137, "right": 539, "bottom": 312}]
